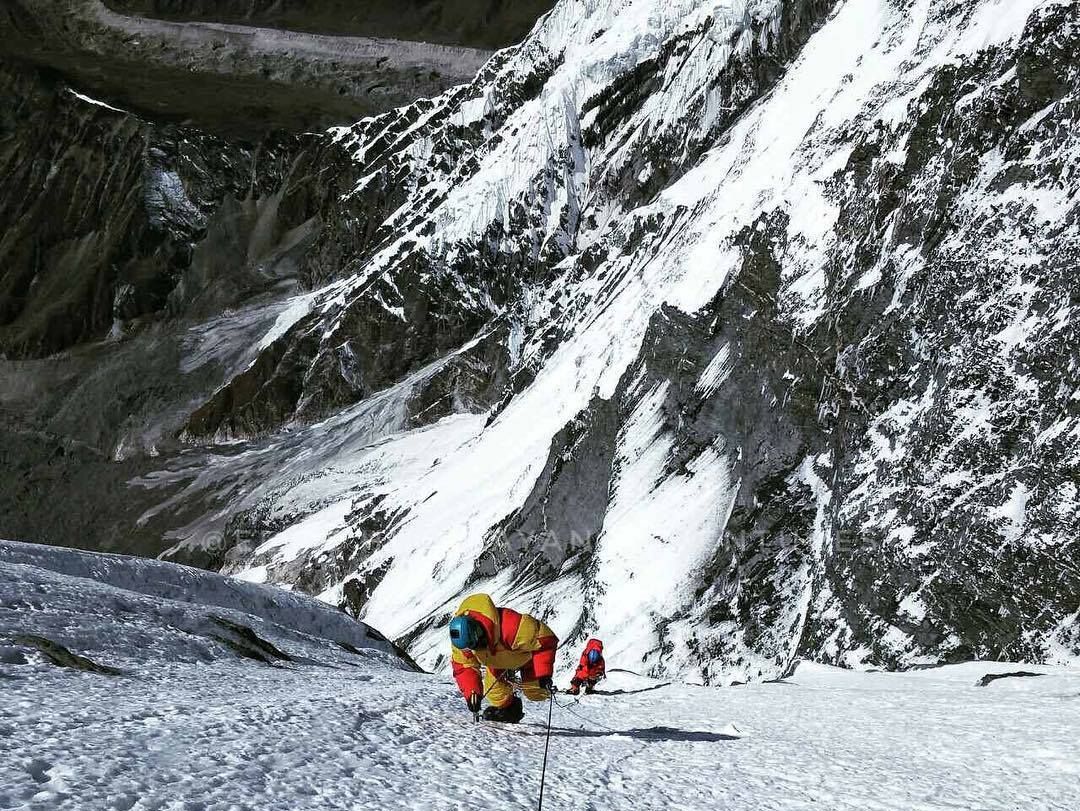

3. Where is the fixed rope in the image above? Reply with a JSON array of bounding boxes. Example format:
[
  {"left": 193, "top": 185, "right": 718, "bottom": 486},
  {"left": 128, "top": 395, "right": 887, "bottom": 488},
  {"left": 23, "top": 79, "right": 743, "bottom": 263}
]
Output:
[
  {"left": 476, "top": 670, "right": 560, "bottom": 808},
  {"left": 536, "top": 692, "right": 554, "bottom": 811},
  {"left": 553, "top": 695, "right": 621, "bottom": 733}
]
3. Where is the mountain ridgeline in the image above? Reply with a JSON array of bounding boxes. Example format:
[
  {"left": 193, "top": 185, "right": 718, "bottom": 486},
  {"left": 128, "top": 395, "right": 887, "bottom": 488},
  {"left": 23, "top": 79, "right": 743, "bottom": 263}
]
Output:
[{"left": 0, "top": 0, "right": 1077, "bottom": 682}]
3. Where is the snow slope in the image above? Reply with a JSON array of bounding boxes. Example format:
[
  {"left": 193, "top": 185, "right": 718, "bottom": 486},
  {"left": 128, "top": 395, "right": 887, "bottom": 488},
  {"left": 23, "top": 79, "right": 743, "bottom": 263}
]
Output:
[{"left": 1, "top": 544, "right": 1077, "bottom": 810}]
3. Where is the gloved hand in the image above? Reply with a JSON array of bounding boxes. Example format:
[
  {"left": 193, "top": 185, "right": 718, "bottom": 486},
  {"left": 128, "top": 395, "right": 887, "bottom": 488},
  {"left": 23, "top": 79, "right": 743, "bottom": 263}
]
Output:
[
  {"left": 466, "top": 693, "right": 482, "bottom": 714},
  {"left": 538, "top": 676, "right": 556, "bottom": 694}
]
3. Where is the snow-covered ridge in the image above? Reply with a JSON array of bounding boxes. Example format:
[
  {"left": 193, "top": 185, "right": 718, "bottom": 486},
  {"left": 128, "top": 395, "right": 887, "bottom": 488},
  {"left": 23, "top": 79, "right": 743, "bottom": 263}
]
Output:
[{"left": 0, "top": 540, "right": 411, "bottom": 673}]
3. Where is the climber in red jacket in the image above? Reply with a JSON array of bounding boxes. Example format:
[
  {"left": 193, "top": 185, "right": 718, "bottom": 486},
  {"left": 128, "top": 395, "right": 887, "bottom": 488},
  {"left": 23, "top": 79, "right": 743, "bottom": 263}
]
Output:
[{"left": 567, "top": 638, "right": 605, "bottom": 695}]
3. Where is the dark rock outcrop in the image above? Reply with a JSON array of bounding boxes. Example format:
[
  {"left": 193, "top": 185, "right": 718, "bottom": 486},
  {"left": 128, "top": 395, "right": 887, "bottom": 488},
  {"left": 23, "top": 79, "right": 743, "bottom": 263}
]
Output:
[
  {"left": 13, "top": 634, "right": 125, "bottom": 675},
  {"left": 976, "top": 671, "right": 1044, "bottom": 687},
  {"left": 209, "top": 615, "right": 293, "bottom": 664},
  {"left": 0, "top": 0, "right": 540, "bottom": 554}
]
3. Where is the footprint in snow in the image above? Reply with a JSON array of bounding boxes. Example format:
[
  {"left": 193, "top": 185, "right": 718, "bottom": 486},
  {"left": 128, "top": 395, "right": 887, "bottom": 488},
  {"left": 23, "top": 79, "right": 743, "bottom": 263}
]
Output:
[{"left": 25, "top": 757, "right": 52, "bottom": 784}]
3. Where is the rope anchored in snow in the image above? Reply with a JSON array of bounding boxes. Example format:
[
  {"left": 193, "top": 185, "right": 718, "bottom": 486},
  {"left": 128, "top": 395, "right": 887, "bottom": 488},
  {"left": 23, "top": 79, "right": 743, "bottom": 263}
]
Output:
[
  {"left": 474, "top": 671, "right": 557, "bottom": 809},
  {"left": 536, "top": 692, "right": 554, "bottom": 811},
  {"left": 553, "top": 695, "right": 621, "bottom": 733},
  {"left": 491, "top": 674, "right": 556, "bottom": 811}
]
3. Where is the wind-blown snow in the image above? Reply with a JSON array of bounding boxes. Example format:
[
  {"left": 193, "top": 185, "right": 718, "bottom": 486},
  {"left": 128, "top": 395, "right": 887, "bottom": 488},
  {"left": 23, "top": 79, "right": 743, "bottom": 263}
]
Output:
[
  {"left": 360, "top": 0, "right": 1065, "bottom": 665},
  {"left": 592, "top": 384, "right": 738, "bottom": 675}
]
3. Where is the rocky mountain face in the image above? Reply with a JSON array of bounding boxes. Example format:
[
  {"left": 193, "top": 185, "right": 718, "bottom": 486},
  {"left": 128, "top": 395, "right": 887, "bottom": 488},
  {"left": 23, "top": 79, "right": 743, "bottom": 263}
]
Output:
[
  {"left": 2, "top": 0, "right": 1078, "bottom": 682},
  {"left": 1, "top": 0, "right": 500, "bottom": 135},
  {"left": 0, "top": 0, "right": 542, "bottom": 558}
]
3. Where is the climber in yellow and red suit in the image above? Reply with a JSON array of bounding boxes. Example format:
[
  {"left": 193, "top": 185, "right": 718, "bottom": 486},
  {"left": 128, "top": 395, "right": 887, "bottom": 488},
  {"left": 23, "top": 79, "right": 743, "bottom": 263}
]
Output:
[{"left": 449, "top": 593, "right": 558, "bottom": 724}]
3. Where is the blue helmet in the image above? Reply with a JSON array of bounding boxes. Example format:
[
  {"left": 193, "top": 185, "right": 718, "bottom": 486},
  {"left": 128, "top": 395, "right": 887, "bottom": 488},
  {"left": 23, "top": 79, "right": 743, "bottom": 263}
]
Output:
[
  {"left": 449, "top": 615, "right": 486, "bottom": 650},
  {"left": 587, "top": 649, "right": 602, "bottom": 666}
]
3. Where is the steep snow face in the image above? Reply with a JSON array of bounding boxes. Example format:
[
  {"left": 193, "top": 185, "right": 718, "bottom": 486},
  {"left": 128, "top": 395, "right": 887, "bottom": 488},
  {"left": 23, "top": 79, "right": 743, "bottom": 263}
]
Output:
[
  {"left": 145, "top": 0, "right": 842, "bottom": 674},
  {"left": 124, "top": 0, "right": 1080, "bottom": 681}
]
